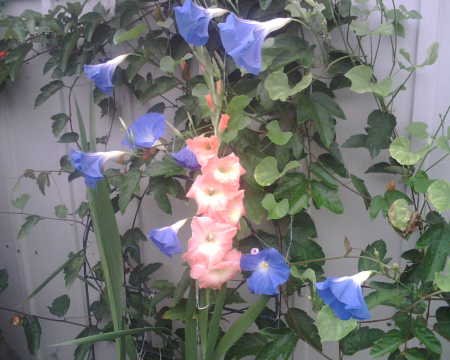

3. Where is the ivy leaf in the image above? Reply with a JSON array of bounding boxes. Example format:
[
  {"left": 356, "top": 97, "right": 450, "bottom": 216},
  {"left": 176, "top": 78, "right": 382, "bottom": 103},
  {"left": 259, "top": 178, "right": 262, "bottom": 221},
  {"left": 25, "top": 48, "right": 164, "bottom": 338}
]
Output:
[
  {"left": 266, "top": 120, "right": 293, "bottom": 145},
  {"left": 436, "top": 136, "right": 450, "bottom": 153},
  {"left": 226, "top": 333, "right": 268, "bottom": 360},
  {"left": 388, "top": 199, "right": 413, "bottom": 231},
  {"left": 63, "top": 252, "right": 85, "bottom": 287},
  {"left": 0, "top": 269, "right": 8, "bottom": 294},
  {"left": 407, "top": 122, "right": 429, "bottom": 139},
  {"left": 435, "top": 259, "right": 450, "bottom": 292},
  {"left": 140, "top": 76, "right": 178, "bottom": 102},
  {"left": 254, "top": 157, "right": 298, "bottom": 187},
  {"left": 23, "top": 316, "right": 41, "bottom": 355},
  {"left": 35, "top": 80, "right": 64, "bottom": 107},
  {"left": 48, "top": 294, "right": 70, "bottom": 317},
  {"left": 311, "top": 181, "right": 344, "bottom": 214},
  {"left": 406, "top": 171, "right": 433, "bottom": 193},
  {"left": 427, "top": 180, "right": 450, "bottom": 212},
  {"left": 264, "top": 71, "right": 312, "bottom": 101},
  {"left": 316, "top": 306, "right": 357, "bottom": 342},
  {"left": 51, "top": 113, "right": 69, "bottom": 137},
  {"left": 58, "top": 132, "right": 79, "bottom": 144},
  {"left": 345, "top": 65, "right": 392, "bottom": 97},
  {"left": 310, "top": 92, "right": 346, "bottom": 119},
  {"left": 54, "top": 204, "right": 68, "bottom": 218},
  {"left": 413, "top": 319, "right": 441, "bottom": 354},
  {"left": 262, "top": 194, "right": 289, "bottom": 220},
  {"left": 370, "top": 329, "right": 404, "bottom": 357},
  {"left": 366, "top": 111, "right": 396, "bottom": 157},
  {"left": 275, "top": 173, "right": 309, "bottom": 215},
  {"left": 18, "top": 215, "right": 42, "bottom": 240},
  {"left": 119, "top": 169, "right": 140, "bottom": 214},
  {"left": 389, "top": 136, "right": 431, "bottom": 165},
  {"left": 358, "top": 239, "right": 387, "bottom": 272},
  {"left": 12, "top": 193, "right": 30, "bottom": 210},
  {"left": 285, "top": 308, "right": 322, "bottom": 351},
  {"left": 340, "top": 327, "right": 384, "bottom": 355},
  {"left": 113, "top": 23, "right": 147, "bottom": 44},
  {"left": 368, "top": 195, "right": 388, "bottom": 219}
]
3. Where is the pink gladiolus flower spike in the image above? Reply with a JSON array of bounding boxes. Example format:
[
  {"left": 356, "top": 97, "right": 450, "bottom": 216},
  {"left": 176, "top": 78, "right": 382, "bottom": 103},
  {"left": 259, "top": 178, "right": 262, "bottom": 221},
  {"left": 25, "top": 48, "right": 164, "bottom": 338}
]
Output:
[
  {"left": 190, "top": 249, "right": 241, "bottom": 289},
  {"left": 186, "top": 135, "right": 219, "bottom": 167},
  {"left": 202, "top": 153, "right": 246, "bottom": 186},
  {"left": 214, "top": 189, "right": 245, "bottom": 225},
  {"left": 186, "top": 175, "right": 235, "bottom": 215},
  {"left": 183, "top": 216, "right": 237, "bottom": 265}
]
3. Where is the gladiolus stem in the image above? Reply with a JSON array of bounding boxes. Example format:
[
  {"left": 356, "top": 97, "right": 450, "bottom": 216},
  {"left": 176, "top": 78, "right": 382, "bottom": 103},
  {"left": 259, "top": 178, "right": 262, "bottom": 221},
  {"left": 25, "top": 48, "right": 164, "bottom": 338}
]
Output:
[
  {"left": 198, "top": 289, "right": 209, "bottom": 358},
  {"left": 206, "top": 285, "right": 227, "bottom": 358},
  {"left": 185, "top": 281, "right": 198, "bottom": 360}
]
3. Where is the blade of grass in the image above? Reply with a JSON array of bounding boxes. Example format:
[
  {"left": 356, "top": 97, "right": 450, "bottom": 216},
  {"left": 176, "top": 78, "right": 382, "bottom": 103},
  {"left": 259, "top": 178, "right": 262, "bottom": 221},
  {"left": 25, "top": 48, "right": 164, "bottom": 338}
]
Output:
[{"left": 213, "top": 295, "right": 270, "bottom": 359}]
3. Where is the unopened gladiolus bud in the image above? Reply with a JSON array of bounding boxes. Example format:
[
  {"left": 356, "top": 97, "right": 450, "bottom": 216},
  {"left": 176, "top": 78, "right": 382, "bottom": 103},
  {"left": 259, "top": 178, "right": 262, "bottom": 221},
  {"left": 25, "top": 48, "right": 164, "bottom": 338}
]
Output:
[
  {"left": 219, "top": 114, "right": 230, "bottom": 132},
  {"left": 215, "top": 80, "right": 223, "bottom": 95},
  {"left": 0, "top": 51, "right": 8, "bottom": 59},
  {"left": 10, "top": 315, "right": 23, "bottom": 326},
  {"left": 205, "top": 94, "right": 216, "bottom": 112},
  {"left": 199, "top": 64, "right": 206, "bottom": 73}
]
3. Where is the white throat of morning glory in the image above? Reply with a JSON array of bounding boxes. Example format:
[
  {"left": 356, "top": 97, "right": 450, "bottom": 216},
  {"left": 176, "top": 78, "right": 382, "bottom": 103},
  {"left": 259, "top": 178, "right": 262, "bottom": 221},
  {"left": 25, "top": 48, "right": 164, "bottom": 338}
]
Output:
[
  {"left": 207, "top": 8, "right": 229, "bottom": 18},
  {"left": 263, "top": 18, "right": 293, "bottom": 34},
  {"left": 352, "top": 271, "right": 372, "bottom": 285}
]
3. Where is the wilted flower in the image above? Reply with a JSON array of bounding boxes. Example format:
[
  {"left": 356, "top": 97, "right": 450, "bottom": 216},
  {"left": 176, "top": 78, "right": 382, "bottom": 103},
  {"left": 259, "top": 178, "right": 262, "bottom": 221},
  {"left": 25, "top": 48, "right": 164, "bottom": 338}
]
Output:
[
  {"left": 122, "top": 112, "right": 166, "bottom": 149},
  {"left": 148, "top": 219, "right": 187, "bottom": 257},
  {"left": 190, "top": 248, "right": 241, "bottom": 289},
  {"left": 69, "top": 149, "right": 125, "bottom": 188},
  {"left": 174, "top": 0, "right": 227, "bottom": 46},
  {"left": 84, "top": 54, "right": 128, "bottom": 95},
  {"left": 316, "top": 271, "right": 372, "bottom": 320},
  {"left": 218, "top": 14, "right": 291, "bottom": 75},
  {"left": 172, "top": 146, "right": 201, "bottom": 171},
  {"left": 240, "top": 248, "right": 290, "bottom": 295}
]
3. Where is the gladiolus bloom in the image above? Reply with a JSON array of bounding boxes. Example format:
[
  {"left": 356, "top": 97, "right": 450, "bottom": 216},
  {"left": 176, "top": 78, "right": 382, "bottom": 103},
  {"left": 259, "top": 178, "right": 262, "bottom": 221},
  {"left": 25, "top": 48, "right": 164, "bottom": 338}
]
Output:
[
  {"left": 202, "top": 153, "right": 245, "bottom": 186},
  {"left": 148, "top": 219, "right": 187, "bottom": 257},
  {"left": 122, "top": 112, "right": 165, "bottom": 149},
  {"left": 172, "top": 146, "right": 201, "bottom": 171},
  {"left": 316, "top": 271, "right": 372, "bottom": 320},
  {"left": 186, "top": 135, "right": 219, "bottom": 166},
  {"left": 186, "top": 175, "right": 233, "bottom": 215},
  {"left": 214, "top": 190, "right": 245, "bottom": 225},
  {"left": 183, "top": 216, "right": 237, "bottom": 265},
  {"left": 218, "top": 14, "right": 291, "bottom": 75},
  {"left": 219, "top": 114, "right": 230, "bottom": 132},
  {"left": 240, "top": 248, "right": 290, "bottom": 295},
  {"left": 190, "top": 249, "right": 241, "bottom": 289},
  {"left": 84, "top": 54, "right": 128, "bottom": 95},
  {"left": 174, "top": 0, "right": 227, "bottom": 46},
  {"left": 69, "top": 149, "right": 125, "bottom": 188}
]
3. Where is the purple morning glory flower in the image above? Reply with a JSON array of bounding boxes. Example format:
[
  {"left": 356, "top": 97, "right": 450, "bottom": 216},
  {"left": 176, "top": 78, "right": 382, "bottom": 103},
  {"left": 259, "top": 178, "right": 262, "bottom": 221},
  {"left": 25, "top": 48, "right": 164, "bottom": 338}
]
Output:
[
  {"left": 316, "top": 271, "right": 372, "bottom": 320},
  {"left": 69, "top": 150, "right": 125, "bottom": 188},
  {"left": 174, "top": 0, "right": 227, "bottom": 46},
  {"left": 240, "top": 248, "right": 290, "bottom": 295},
  {"left": 148, "top": 219, "right": 187, "bottom": 257},
  {"left": 171, "top": 146, "right": 200, "bottom": 170},
  {"left": 84, "top": 54, "right": 128, "bottom": 96},
  {"left": 122, "top": 113, "right": 166, "bottom": 149},
  {"left": 218, "top": 14, "right": 291, "bottom": 75}
]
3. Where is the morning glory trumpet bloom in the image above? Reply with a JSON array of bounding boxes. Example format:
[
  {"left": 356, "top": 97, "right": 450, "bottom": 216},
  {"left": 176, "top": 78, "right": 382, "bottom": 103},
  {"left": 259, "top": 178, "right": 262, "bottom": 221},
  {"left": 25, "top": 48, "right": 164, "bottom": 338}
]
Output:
[
  {"left": 148, "top": 219, "right": 187, "bottom": 257},
  {"left": 69, "top": 149, "right": 125, "bottom": 188},
  {"left": 240, "top": 248, "right": 290, "bottom": 295},
  {"left": 122, "top": 112, "right": 166, "bottom": 149},
  {"left": 83, "top": 54, "right": 128, "bottom": 96},
  {"left": 316, "top": 271, "right": 372, "bottom": 320},
  {"left": 171, "top": 146, "right": 201, "bottom": 171},
  {"left": 218, "top": 14, "right": 292, "bottom": 75},
  {"left": 174, "top": 0, "right": 228, "bottom": 46}
]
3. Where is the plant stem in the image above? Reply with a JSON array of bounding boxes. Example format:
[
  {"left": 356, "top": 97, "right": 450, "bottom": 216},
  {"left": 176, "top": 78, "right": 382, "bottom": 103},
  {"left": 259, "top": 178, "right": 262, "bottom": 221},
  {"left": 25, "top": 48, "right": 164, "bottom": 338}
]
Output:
[{"left": 0, "top": 306, "right": 87, "bottom": 327}]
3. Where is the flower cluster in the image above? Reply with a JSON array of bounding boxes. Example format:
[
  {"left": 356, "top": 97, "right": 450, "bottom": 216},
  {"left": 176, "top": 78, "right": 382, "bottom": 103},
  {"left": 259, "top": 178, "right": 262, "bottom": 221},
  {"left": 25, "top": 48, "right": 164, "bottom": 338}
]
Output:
[{"left": 182, "top": 135, "right": 246, "bottom": 289}]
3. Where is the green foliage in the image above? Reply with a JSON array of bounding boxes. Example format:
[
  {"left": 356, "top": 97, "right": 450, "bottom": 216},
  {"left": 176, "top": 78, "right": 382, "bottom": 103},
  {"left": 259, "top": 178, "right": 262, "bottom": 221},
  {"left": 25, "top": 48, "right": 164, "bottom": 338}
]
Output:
[
  {"left": 48, "top": 294, "right": 70, "bottom": 317},
  {"left": 0, "top": 268, "right": 8, "bottom": 294},
  {"left": 316, "top": 306, "right": 357, "bottom": 342},
  {"left": 22, "top": 316, "right": 41, "bottom": 355}
]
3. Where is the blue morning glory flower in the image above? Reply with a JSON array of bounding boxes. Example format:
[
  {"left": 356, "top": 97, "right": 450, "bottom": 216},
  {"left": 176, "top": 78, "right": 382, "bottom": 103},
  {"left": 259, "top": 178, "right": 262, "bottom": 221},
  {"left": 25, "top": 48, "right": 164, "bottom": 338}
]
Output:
[
  {"left": 316, "top": 271, "right": 372, "bottom": 320},
  {"left": 171, "top": 146, "right": 200, "bottom": 170},
  {"left": 148, "top": 219, "right": 187, "bottom": 257},
  {"left": 240, "top": 248, "right": 290, "bottom": 295},
  {"left": 122, "top": 113, "right": 166, "bottom": 149},
  {"left": 174, "top": 0, "right": 227, "bottom": 46},
  {"left": 218, "top": 15, "right": 291, "bottom": 75},
  {"left": 84, "top": 54, "right": 128, "bottom": 96},
  {"left": 69, "top": 150, "right": 125, "bottom": 188}
]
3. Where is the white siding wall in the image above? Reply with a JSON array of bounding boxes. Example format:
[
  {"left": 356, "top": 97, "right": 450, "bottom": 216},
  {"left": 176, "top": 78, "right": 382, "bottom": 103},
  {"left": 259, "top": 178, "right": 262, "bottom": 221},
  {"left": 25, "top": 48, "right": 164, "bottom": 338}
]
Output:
[{"left": 0, "top": 0, "right": 448, "bottom": 359}]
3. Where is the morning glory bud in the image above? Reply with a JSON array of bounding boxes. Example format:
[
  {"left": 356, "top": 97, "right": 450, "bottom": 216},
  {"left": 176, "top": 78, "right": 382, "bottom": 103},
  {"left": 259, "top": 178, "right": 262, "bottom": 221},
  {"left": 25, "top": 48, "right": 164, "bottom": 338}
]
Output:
[{"left": 148, "top": 219, "right": 188, "bottom": 257}]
